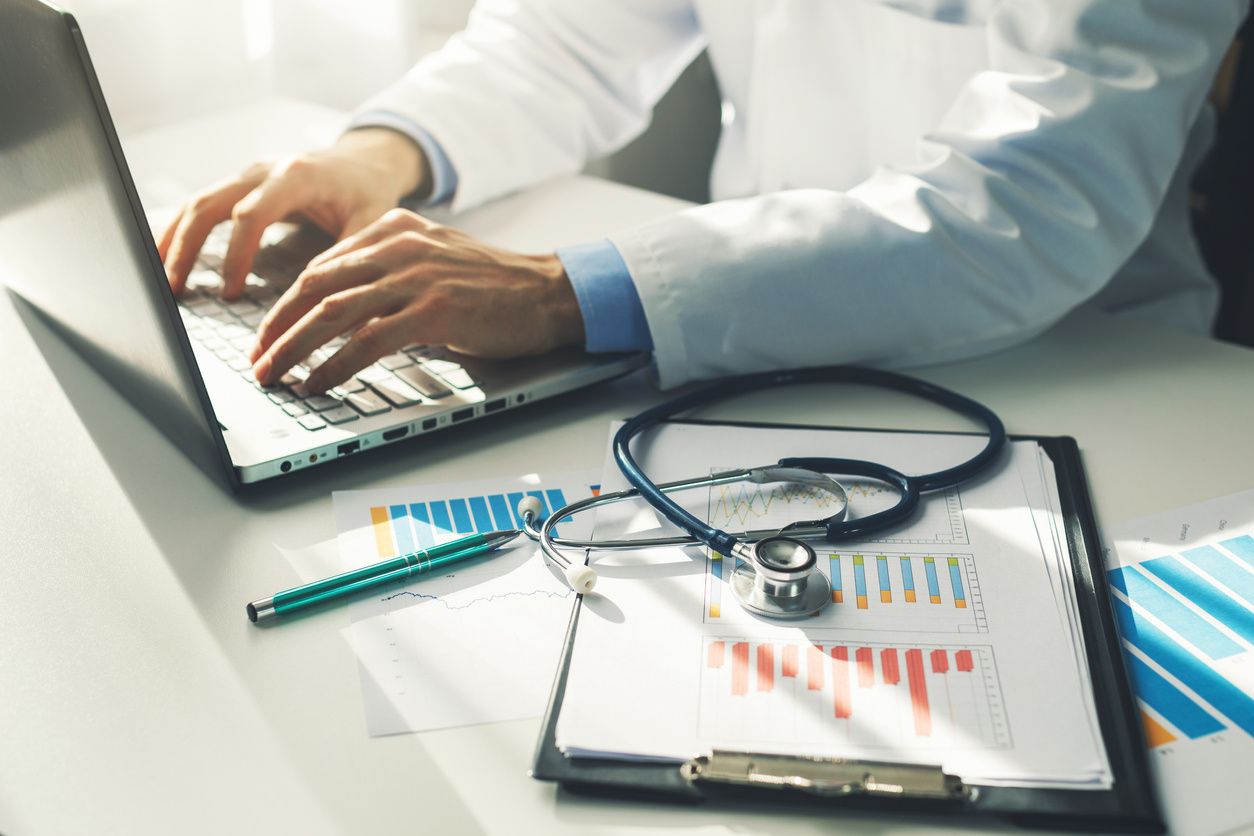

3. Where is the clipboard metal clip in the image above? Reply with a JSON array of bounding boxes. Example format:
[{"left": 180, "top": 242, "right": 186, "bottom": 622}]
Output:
[{"left": 681, "top": 750, "right": 970, "bottom": 801}]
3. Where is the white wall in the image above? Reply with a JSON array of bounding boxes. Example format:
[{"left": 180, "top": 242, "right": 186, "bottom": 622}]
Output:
[{"left": 65, "top": 0, "right": 474, "bottom": 135}]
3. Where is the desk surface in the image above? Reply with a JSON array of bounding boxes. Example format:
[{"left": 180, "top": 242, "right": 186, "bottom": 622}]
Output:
[{"left": 2, "top": 98, "right": 1253, "bottom": 836}]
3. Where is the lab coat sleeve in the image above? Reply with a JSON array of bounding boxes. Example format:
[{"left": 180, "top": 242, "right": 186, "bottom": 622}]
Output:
[
  {"left": 609, "top": 0, "right": 1248, "bottom": 388},
  {"left": 352, "top": 0, "right": 703, "bottom": 212}
]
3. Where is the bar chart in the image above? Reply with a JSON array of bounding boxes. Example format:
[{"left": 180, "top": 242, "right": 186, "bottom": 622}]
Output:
[
  {"left": 708, "top": 479, "right": 969, "bottom": 546},
  {"left": 705, "top": 551, "right": 986, "bottom": 633},
  {"left": 367, "top": 486, "right": 586, "bottom": 557},
  {"left": 1108, "top": 535, "right": 1254, "bottom": 750},
  {"left": 698, "top": 636, "right": 1010, "bottom": 751}
]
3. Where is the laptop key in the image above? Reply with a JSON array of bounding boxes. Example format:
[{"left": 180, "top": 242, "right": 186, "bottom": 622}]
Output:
[
  {"left": 370, "top": 377, "right": 423, "bottom": 407},
  {"left": 377, "top": 353, "right": 413, "bottom": 370},
  {"left": 420, "top": 358, "right": 460, "bottom": 375},
  {"left": 321, "top": 406, "right": 359, "bottom": 425},
  {"left": 267, "top": 390, "right": 296, "bottom": 404},
  {"left": 282, "top": 402, "right": 308, "bottom": 418},
  {"left": 298, "top": 414, "right": 327, "bottom": 431},
  {"left": 332, "top": 379, "right": 366, "bottom": 395},
  {"left": 226, "top": 356, "right": 252, "bottom": 372},
  {"left": 302, "top": 394, "right": 341, "bottom": 412},
  {"left": 434, "top": 367, "right": 477, "bottom": 390},
  {"left": 238, "top": 309, "right": 265, "bottom": 328},
  {"left": 345, "top": 390, "right": 392, "bottom": 416},
  {"left": 394, "top": 365, "right": 452, "bottom": 399},
  {"left": 355, "top": 365, "right": 391, "bottom": 384}
]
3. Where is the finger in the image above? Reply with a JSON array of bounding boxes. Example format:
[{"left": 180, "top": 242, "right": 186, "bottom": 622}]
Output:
[
  {"left": 250, "top": 252, "right": 387, "bottom": 362},
  {"left": 163, "top": 179, "right": 257, "bottom": 294},
  {"left": 304, "top": 311, "right": 418, "bottom": 393},
  {"left": 253, "top": 287, "right": 398, "bottom": 387},
  {"left": 306, "top": 208, "right": 432, "bottom": 271},
  {"left": 156, "top": 206, "right": 184, "bottom": 264},
  {"left": 220, "top": 175, "right": 313, "bottom": 300}
]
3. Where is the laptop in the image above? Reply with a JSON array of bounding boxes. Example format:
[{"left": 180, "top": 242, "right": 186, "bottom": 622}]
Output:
[{"left": 0, "top": 0, "right": 647, "bottom": 489}]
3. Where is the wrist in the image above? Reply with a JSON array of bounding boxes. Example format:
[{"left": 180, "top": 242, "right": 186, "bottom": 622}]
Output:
[
  {"left": 337, "top": 127, "right": 431, "bottom": 200},
  {"left": 532, "top": 253, "right": 586, "bottom": 350}
]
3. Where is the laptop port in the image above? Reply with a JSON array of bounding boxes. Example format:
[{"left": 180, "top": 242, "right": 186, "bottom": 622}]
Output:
[
  {"left": 337, "top": 441, "right": 360, "bottom": 456},
  {"left": 452, "top": 407, "right": 474, "bottom": 423},
  {"left": 485, "top": 398, "right": 506, "bottom": 414},
  {"left": 382, "top": 426, "right": 409, "bottom": 441},
  {"left": 421, "top": 417, "right": 438, "bottom": 431}
]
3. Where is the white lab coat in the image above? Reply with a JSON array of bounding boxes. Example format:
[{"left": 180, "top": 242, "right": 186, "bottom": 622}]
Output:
[{"left": 357, "top": 0, "right": 1249, "bottom": 387}]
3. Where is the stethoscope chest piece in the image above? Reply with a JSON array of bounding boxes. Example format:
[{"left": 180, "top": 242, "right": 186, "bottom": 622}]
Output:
[{"left": 729, "top": 537, "right": 832, "bottom": 619}]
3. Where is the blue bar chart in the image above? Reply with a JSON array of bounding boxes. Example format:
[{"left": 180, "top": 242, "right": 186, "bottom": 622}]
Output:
[
  {"left": 705, "top": 551, "right": 986, "bottom": 633},
  {"left": 1108, "top": 536, "right": 1254, "bottom": 748},
  {"left": 370, "top": 488, "right": 570, "bottom": 557}
]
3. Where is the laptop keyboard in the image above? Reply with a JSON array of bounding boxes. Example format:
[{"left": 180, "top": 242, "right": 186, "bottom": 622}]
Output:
[{"left": 176, "top": 225, "right": 480, "bottom": 431}]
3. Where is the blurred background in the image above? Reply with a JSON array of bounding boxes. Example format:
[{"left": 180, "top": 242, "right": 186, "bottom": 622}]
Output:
[{"left": 66, "top": 0, "right": 720, "bottom": 203}]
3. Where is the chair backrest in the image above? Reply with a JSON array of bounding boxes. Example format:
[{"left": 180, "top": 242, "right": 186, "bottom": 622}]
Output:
[{"left": 1193, "top": 13, "right": 1254, "bottom": 347}]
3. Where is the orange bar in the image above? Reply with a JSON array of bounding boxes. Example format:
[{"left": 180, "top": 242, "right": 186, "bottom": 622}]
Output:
[
  {"left": 781, "top": 645, "right": 799, "bottom": 678},
  {"left": 831, "top": 647, "right": 852, "bottom": 718},
  {"left": 832, "top": 590, "right": 844, "bottom": 603},
  {"left": 756, "top": 644, "right": 775, "bottom": 692},
  {"left": 880, "top": 590, "right": 892, "bottom": 603},
  {"left": 929, "top": 595, "right": 941, "bottom": 604},
  {"left": 955, "top": 599, "right": 967, "bottom": 609},
  {"left": 806, "top": 645, "right": 826, "bottom": 691},
  {"left": 1141, "top": 710, "right": 1177, "bottom": 748},
  {"left": 707, "top": 640, "right": 726, "bottom": 669},
  {"left": 904, "top": 589, "right": 917, "bottom": 603},
  {"left": 369, "top": 506, "right": 396, "bottom": 557},
  {"left": 855, "top": 647, "right": 874, "bottom": 688},
  {"left": 731, "top": 642, "right": 750, "bottom": 695},
  {"left": 955, "top": 650, "right": 974, "bottom": 672},
  {"left": 856, "top": 595, "right": 868, "bottom": 609}
]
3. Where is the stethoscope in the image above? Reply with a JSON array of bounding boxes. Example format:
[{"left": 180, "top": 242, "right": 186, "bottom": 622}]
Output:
[{"left": 518, "top": 366, "right": 1006, "bottom": 620}]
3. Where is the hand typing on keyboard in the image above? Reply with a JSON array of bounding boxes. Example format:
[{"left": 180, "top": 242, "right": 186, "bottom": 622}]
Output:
[
  {"left": 158, "top": 128, "right": 586, "bottom": 395},
  {"left": 159, "top": 128, "right": 423, "bottom": 300},
  {"left": 248, "top": 208, "right": 584, "bottom": 392}
]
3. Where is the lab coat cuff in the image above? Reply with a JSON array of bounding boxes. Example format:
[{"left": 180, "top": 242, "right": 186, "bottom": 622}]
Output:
[
  {"left": 557, "top": 239, "right": 654, "bottom": 354},
  {"left": 346, "top": 110, "right": 459, "bottom": 206}
]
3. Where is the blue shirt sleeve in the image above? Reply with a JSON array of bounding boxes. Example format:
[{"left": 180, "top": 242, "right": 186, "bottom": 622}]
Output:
[
  {"left": 557, "top": 239, "right": 654, "bottom": 353},
  {"left": 348, "top": 110, "right": 459, "bottom": 205}
]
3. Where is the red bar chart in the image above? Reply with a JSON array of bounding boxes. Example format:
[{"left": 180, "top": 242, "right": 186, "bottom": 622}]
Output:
[{"left": 698, "top": 637, "right": 1010, "bottom": 751}]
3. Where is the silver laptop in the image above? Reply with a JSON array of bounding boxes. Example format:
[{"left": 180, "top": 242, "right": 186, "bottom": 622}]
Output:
[{"left": 0, "top": 0, "right": 646, "bottom": 488}]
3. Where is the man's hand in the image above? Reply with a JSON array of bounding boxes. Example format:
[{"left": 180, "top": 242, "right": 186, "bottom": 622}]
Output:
[
  {"left": 158, "top": 128, "right": 430, "bottom": 299},
  {"left": 250, "top": 208, "right": 586, "bottom": 392}
]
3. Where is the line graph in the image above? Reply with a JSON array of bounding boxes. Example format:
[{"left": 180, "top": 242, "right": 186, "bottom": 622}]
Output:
[
  {"left": 335, "top": 470, "right": 598, "bottom": 735},
  {"left": 381, "top": 587, "right": 574, "bottom": 610},
  {"left": 708, "top": 479, "right": 968, "bottom": 546}
]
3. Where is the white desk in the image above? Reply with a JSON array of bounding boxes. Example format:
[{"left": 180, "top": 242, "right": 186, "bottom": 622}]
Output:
[{"left": 3, "top": 98, "right": 1253, "bottom": 836}]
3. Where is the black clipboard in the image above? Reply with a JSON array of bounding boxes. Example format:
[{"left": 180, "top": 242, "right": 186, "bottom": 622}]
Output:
[{"left": 531, "top": 421, "right": 1163, "bottom": 833}]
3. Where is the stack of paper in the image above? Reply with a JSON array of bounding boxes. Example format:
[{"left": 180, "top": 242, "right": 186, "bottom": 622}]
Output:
[{"left": 555, "top": 422, "right": 1112, "bottom": 789}]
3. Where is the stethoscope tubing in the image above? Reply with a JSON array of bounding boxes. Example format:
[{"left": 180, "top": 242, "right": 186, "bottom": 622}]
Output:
[{"left": 611, "top": 365, "right": 1006, "bottom": 556}]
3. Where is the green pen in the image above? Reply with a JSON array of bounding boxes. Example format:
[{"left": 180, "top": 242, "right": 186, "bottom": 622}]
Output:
[{"left": 247, "top": 529, "right": 521, "bottom": 624}]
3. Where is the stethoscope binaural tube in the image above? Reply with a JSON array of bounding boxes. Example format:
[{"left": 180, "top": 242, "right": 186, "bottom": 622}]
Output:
[{"left": 517, "top": 465, "right": 850, "bottom": 594}]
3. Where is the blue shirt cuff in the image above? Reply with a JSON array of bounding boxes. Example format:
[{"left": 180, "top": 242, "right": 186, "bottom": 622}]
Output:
[
  {"left": 347, "top": 110, "right": 459, "bottom": 205},
  {"left": 558, "top": 239, "right": 653, "bottom": 354}
]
